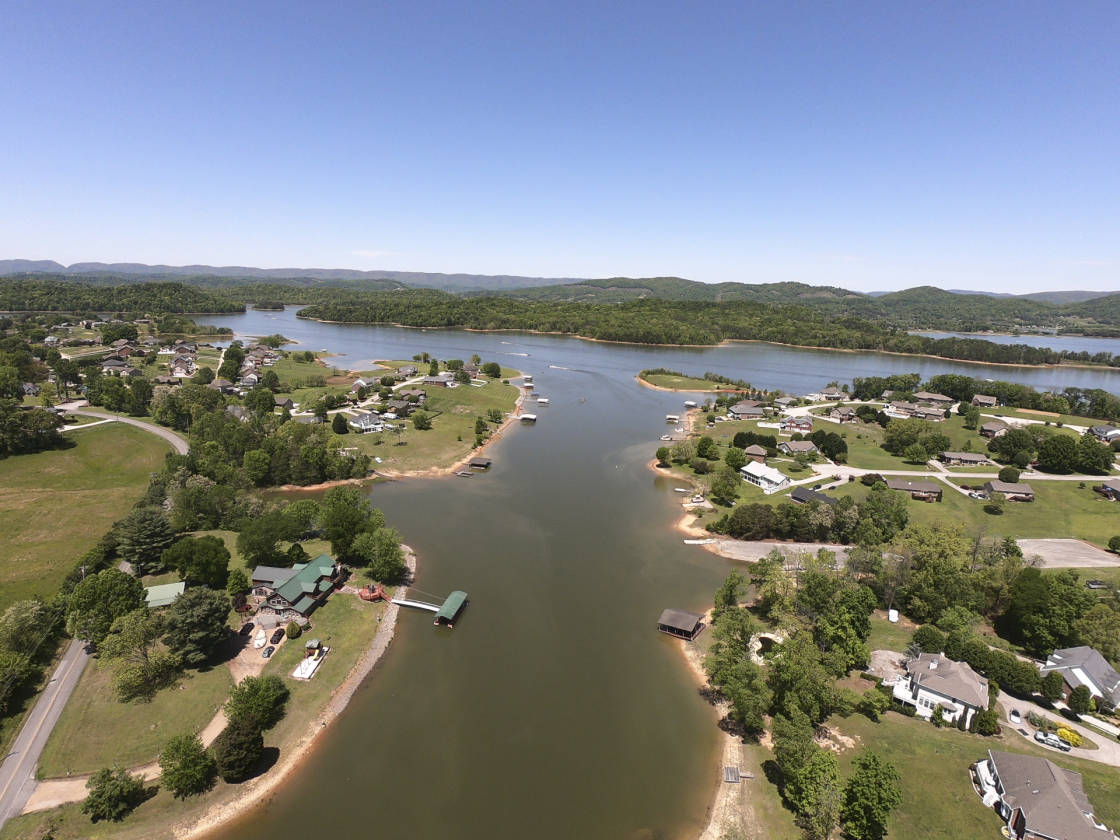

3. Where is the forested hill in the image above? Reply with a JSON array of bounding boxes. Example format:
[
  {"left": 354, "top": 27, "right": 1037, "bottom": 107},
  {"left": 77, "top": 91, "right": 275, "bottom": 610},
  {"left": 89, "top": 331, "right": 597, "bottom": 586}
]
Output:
[
  {"left": 299, "top": 289, "right": 1120, "bottom": 367},
  {"left": 0, "top": 277, "right": 244, "bottom": 313},
  {"left": 471, "top": 276, "right": 862, "bottom": 304}
]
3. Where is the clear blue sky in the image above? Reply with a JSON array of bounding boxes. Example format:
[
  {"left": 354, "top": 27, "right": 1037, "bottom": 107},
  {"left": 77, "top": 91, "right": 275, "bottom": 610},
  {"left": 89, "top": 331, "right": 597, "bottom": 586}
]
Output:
[{"left": 1, "top": 0, "right": 1117, "bottom": 291}]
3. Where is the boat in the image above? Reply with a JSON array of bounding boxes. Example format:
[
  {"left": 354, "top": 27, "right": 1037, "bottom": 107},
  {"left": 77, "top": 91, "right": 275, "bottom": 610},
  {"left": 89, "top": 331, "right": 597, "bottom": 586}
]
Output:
[
  {"left": 455, "top": 470, "right": 473, "bottom": 477},
  {"left": 659, "top": 434, "right": 672, "bottom": 441},
  {"left": 683, "top": 400, "right": 697, "bottom": 408},
  {"left": 673, "top": 487, "right": 690, "bottom": 493},
  {"left": 666, "top": 414, "right": 680, "bottom": 423},
  {"left": 536, "top": 397, "right": 549, "bottom": 405},
  {"left": 520, "top": 414, "right": 538, "bottom": 424}
]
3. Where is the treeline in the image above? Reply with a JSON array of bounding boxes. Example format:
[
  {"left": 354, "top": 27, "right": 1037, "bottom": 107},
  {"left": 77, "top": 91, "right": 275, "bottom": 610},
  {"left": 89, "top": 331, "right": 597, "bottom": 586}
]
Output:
[
  {"left": 0, "top": 277, "right": 244, "bottom": 313},
  {"left": 298, "top": 290, "right": 1120, "bottom": 367}
]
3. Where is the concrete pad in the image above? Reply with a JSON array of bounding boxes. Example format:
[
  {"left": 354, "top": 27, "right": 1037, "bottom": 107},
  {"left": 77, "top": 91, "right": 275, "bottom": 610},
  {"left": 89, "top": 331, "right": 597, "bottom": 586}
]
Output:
[{"left": 1017, "top": 538, "right": 1120, "bottom": 568}]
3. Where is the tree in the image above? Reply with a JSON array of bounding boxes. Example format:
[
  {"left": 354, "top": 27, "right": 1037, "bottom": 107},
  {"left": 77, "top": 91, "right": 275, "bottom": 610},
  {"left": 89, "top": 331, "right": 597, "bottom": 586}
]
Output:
[
  {"left": 1068, "top": 685, "right": 1092, "bottom": 716},
  {"left": 0, "top": 599, "right": 55, "bottom": 655},
  {"left": 162, "top": 587, "right": 230, "bottom": 667},
  {"left": 724, "top": 446, "right": 747, "bottom": 471},
  {"left": 696, "top": 436, "right": 717, "bottom": 459},
  {"left": 210, "top": 717, "right": 264, "bottom": 782},
  {"left": 1076, "top": 433, "right": 1114, "bottom": 474},
  {"left": 353, "top": 528, "right": 406, "bottom": 582},
  {"left": 998, "top": 568, "right": 1096, "bottom": 657},
  {"left": 902, "top": 443, "right": 928, "bottom": 464},
  {"left": 99, "top": 608, "right": 180, "bottom": 701},
  {"left": 1040, "top": 670, "right": 1066, "bottom": 703},
  {"left": 1074, "top": 604, "right": 1120, "bottom": 664},
  {"left": 319, "top": 486, "right": 383, "bottom": 560},
  {"left": 82, "top": 767, "right": 147, "bottom": 822},
  {"left": 66, "top": 568, "right": 146, "bottom": 646},
  {"left": 285, "top": 621, "right": 301, "bottom": 639},
  {"left": 236, "top": 512, "right": 285, "bottom": 567},
  {"left": 1037, "top": 435, "right": 1078, "bottom": 473},
  {"left": 997, "top": 466, "right": 1020, "bottom": 483},
  {"left": 772, "top": 708, "right": 816, "bottom": 785},
  {"left": 226, "top": 567, "right": 250, "bottom": 596},
  {"left": 331, "top": 412, "right": 348, "bottom": 434},
  {"left": 1110, "top": 536, "right": 1120, "bottom": 554},
  {"left": 412, "top": 410, "right": 432, "bottom": 430},
  {"left": 788, "top": 749, "right": 842, "bottom": 840},
  {"left": 0, "top": 651, "right": 35, "bottom": 713},
  {"left": 116, "top": 508, "right": 176, "bottom": 576},
  {"left": 161, "top": 536, "right": 230, "bottom": 588},
  {"left": 243, "top": 449, "right": 271, "bottom": 485},
  {"left": 709, "top": 465, "right": 740, "bottom": 506},
  {"left": 841, "top": 751, "right": 903, "bottom": 840},
  {"left": 973, "top": 709, "right": 1000, "bottom": 735},
  {"left": 712, "top": 570, "right": 744, "bottom": 619},
  {"left": 160, "top": 734, "right": 216, "bottom": 799},
  {"left": 225, "top": 674, "right": 290, "bottom": 730},
  {"left": 858, "top": 689, "right": 890, "bottom": 721},
  {"left": 655, "top": 446, "right": 670, "bottom": 466},
  {"left": 481, "top": 361, "right": 501, "bottom": 377},
  {"left": 428, "top": 359, "right": 439, "bottom": 376}
]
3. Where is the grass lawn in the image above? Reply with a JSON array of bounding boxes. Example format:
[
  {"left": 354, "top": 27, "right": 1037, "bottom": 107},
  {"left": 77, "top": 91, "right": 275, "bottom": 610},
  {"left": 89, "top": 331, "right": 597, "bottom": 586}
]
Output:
[
  {"left": 336, "top": 379, "right": 519, "bottom": 472},
  {"left": 830, "top": 712, "right": 1120, "bottom": 838},
  {"left": 984, "top": 406, "right": 1111, "bottom": 428},
  {"left": 639, "top": 372, "right": 729, "bottom": 391},
  {"left": 0, "top": 424, "right": 169, "bottom": 612},
  {"left": 38, "top": 658, "right": 233, "bottom": 777},
  {"left": 867, "top": 613, "right": 915, "bottom": 653}
]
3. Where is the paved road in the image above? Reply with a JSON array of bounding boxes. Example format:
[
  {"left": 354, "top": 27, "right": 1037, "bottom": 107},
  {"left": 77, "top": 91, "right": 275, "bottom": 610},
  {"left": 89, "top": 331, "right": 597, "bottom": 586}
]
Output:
[
  {"left": 58, "top": 403, "right": 188, "bottom": 455},
  {"left": 996, "top": 690, "right": 1120, "bottom": 768},
  {"left": 1017, "top": 539, "right": 1120, "bottom": 568},
  {"left": 0, "top": 640, "right": 90, "bottom": 831}
]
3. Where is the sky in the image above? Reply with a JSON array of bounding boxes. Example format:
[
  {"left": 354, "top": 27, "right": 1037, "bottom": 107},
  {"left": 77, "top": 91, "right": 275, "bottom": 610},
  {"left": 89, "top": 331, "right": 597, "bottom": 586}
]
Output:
[{"left": 1, "top": 0, "right": 1117, "bottom": 292}]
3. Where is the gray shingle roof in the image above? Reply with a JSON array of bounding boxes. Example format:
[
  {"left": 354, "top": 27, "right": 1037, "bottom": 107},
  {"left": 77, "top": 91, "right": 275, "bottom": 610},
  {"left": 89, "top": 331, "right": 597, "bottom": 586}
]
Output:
[
  {"left": 988, "top": 750, "right": 1106, "bottom": 840},
  {"left": 1041, "top": 646, "right": 1120, "bottom": 708}
]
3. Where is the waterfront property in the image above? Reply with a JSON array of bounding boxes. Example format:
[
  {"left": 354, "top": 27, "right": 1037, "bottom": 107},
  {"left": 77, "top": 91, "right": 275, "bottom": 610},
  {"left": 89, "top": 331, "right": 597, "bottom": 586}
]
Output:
[
  {"left": 739, "top": 461, "right": 791, "bottom": 494},
  {"left": 777, "top": 439, "right": 817, "bottom": 456},
  {"left": 892, "top": 652, "right": 988, "bottom": 727},
  {"left": 657, "top": 608, "right": 705, "bottom": 641},
  {"left": 940, "top": 451, "right": 990, "bottom": 466},
  {"left": 1040, "top": 646, "right": 1120, "bottom": 712},
  {"left": 980, "top": 420, "right": 1009, "bottom": 438},
  {"left": 885, "top": 477, "right": 943, "bottom": 501},
  {"left": 1089, "top": 424, "right": 1120, "bottom": 443},
  {"left": 468, "top": 456, "right": 492, "bottom": 470},
  {"left": 790, "top": 486, "right": 837, "bottom": 506},
  {"left": 251, "top": 555, "right": 342, "bottom": 623},
  {"left": 974, "top": 750, "right": 1114, "bottom": 840},
  {"left": 913, "top": 390, "right": 954, "bottom": 405},
  {"left": 829, "top": 406, "right": 856, "bottom": 423},
  {"left": 779, "top": 416, "right": 813, "bottom": 434},
  {"left": 971, "top": 394, "right": 999, "bottom": 407},
  {"left": 743, "top": 443, "right": 767, "bottom": 463},
  {"left": 984, "top": 480, "right": 1035, "bottom": 502}
]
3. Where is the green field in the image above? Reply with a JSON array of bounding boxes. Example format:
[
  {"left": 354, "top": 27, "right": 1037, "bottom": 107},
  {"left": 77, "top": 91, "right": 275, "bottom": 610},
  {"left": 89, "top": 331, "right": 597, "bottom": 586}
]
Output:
[
  {"left": 38, "top": 657, "right": 234, "bottom": 776},
  {"left": 639, "top": 372, "right": 729, "bottom": 391},
  {"left": 0, "top": 424, "right": 170, "bottom": 612},
  {"left": 336, "top": 379, "right": 520, "bottom": 472},
  {"left": 867, "top": 613, "right": 916, "bottom": 653},
  {"left": 984, "top": 406, "right": 1112, "bottom": 428}
]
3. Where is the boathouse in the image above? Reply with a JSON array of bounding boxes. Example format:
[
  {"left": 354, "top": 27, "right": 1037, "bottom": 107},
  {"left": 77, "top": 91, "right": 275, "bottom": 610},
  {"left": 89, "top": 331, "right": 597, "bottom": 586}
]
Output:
[
  {"left": 468, "top": 456, "right": 492, "bottom": 470},
  {"left": 435, "top": 591, "right": 469, "bottom": 627},
  {"left": 657, "top": 608, "right": 705, "bottom": 641}
]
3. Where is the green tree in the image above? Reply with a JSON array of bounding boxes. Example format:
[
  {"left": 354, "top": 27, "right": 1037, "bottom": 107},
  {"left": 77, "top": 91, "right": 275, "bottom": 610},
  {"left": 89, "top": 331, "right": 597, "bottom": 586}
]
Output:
[
  {"left": 1068, "top": 685, "right": 1092, "bottom": 716},
  {"left": 225, "top": 674, "right": 290, "bottom": 730},
  {"left": 244, "top": 387, "right": 275, "bottom": 417},
  {"left": 481, "top": 361, "right": 501, "bottom": 377},
  {"left": 696, "top": 436, "right": 717, "bottom": 459},
  {"left": 82, "top": 767, "right": 147, "bottom": 822},
  {"left": 319, "top": 486, "right": 384, "bottom": 560},
  {"left": 210, "top": 717, "right": 264, "bottom": 782},
  {"left": 999, "top": 568, "right": 1095, "bottom": 657},
  {"left": 0, "top": 599, "right": 55, "bottom": 655},
  {"left": 724, "top": 446, "right": 747, "bottom": 471},
  {"left": 712, "top": 570, "right": 745, "bottom": 619},
  {"left": 857, "top": 689, "right": 890, "bottom": 721},
  {"left": 428, "top": 359, "right": 439, "bottom": 376},
  {"left": 655, "top": 446, "right": 670, "bottom": 466},
  {"left": 116, "top": 508, "right": 176, "bottom": 576},
  {"left": 902, "top": 443, "right": 928, "bottom": 464},
  {"left": 788, "top": 749, "right": 842, "bottom": 840},
  {"left": 331, "top": 412, "right": 348, "bottom": 434},
  {"left": 841, "top": 751, "right": 903, "bottom": 840},
  {"left": 1074, "top": 604, "right": 1120, "bottom": 664},
  {"left": 226, "top": 567, "right": 250, "bottom": 596},
  {"left": 772, "top": 708, "right": 816, "bottom": 784},
  {"left": 159, "top": 734, "right": 216, "bottom": 799},
  {"left": 1037, "top": 435, "right": 1078, "bottom": 473},
  {"left": 1110, "top": 536, "right": 1120, "bottom": 554},
  {"left": 709, "top": 465, "right": 740, "bottom": 506},
  {"left": 973, "top": 709, "right": 1000, "bottom": 735},
  {"left": 100, "top": 608, "right": 180, "bottom": 701},
  {"left": 353, "top": 528, "right": 406, "bottom": 582},
  {"left": 161, "top": 536, "right": 230, "bottom": 588},
  {"left": 243, "top": 449, "right": 271, "bottom": 485},
  {"left": 1040, "top": 669, "right": 1066, "bottom": 703},
  {"left": 66, "top": 568, "right": 146, "bottom": 647},
  {"left": 162, "top": 587, "right": 230, "bottom": 667},
  {"left": 412, "top": 410, "right": 432, "bottom": 430},
  {"left": 997, "top": 466, "right": 1020, "bottom": 483},
  {"left": 0, "top": 651, "right": 35, "bottom": 713},
  {"left": 236, "top": 512, "right": 285, "bottom": 567},
  {"left": 1076, "top": 433, "right": 1114, "bottom": 474}
]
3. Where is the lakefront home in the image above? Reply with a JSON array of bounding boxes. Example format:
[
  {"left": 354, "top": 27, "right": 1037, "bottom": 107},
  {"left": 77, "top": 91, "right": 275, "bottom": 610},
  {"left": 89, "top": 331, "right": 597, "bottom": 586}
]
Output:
[
  {"left": 778, "top": 439, "right": 817, "bottom": 456},
  {"left": 980, "top": 420, "right": 1009, "bottom": 439},
  {"left": 913, "top": 391, "right": 953, "bottom": 404},
  {"left": 250, "top": 556, "right": 342, "bottom": 622},
  {"left": 743, "top": 444, "right": 768, "bottom": 463},
  {"left": 739, "top": 461, "right": 791, "bottom": 494},
  {"left": 1039, "top": 646, "right": 1120, "bottom": 712},
  {"left": 829, "top": 406, "right": 856, "bottom": 423},
  {"left": 971, "top": 394, "right": 999, "bottom": 407},
  {"left": 893, "top": 652, "right": 988, "bottom": 727},
  {"left": 983, "top": 480, "right": 1035, "bottom": 502},
  {"left": 1089, "top": 424, "right": 1120, "bottom": 443},
  {"left": 779, "top": 416, "right": 813, "bottom": 435}
]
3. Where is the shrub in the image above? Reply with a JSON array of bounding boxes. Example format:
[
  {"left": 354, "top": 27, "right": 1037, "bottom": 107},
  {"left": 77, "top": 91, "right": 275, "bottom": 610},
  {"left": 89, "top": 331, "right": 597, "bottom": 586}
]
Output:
[
  {"left": 1057, "top": 727, "right": 1083, "bottom": 748},
  {"left": 81, "top": 768, "right": 147, "bottom": 822},
  {"left": 1109, "top": 536, "right": 1120, "bottom": 554},
  {"left": 285, "top": 621, "right": 301, "bottom": 640},
  {"left": 858, "top": 690, "right": 890, "bottom": 722},
  {"left": 997, "top": 466, "right": 1020, "bottom": 483},
  {"left": 210, "top": 718, "right": 264, "bottom": 782},
  {"left": 225, "top": 675, "right": 290, "bottom": 730},
  {"left": 973, "top": 710, "right": 1000, "bottom": 736},
  {"left": 159, "top": 734, "right": 216, "bottom": 799},
  {"left": 911, "top": 625, "right": 946, "bottom": 654}
]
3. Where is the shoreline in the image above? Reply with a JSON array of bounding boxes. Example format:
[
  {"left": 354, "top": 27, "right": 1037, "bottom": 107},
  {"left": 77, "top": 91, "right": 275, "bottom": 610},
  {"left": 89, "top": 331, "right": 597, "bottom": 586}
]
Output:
[
  {"left": 174, "top": 546, "right": 419, "bottom": 840},
  {"left": 295, "top": 314, "right": 1120, "bottom": 373},
  {"left": 635, "top": 375, "right": 747, "bottom": 394}
]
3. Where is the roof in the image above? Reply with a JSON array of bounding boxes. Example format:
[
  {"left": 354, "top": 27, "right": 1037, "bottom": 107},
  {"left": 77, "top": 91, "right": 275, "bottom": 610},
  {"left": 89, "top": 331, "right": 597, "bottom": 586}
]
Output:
[
  {"left": 743, "top": 444, "right": 767, "bottom": 456},
  {"left": 436, "top": 591, "right": 468, "bottom": 623},
  {"left": 732, "top": 399, "right": 761, "bottom": 409},
  {"left": 981, "top": 420, "right": 1008, "bottom": 431},
  {"left": 1042, "top": 646, "right": 1120, "bottom": 706},
  {"left": 730, "top": 405, "right": 765, "bottom": 416},
  {"left": 780, "top": 440, "right": 817, "bottom": 453},
  {"left": 468, "top": 457, "right": 492, "bottom": 467},
  {"left": 740, "top": 461, "right": 789, "bottom": 486},
  {"left": 252, "top": 565, "right": 298, "bottom": 587},
  {"left": 906, "top": 653, "right": 988, "bottom": 708},
  {"left": 885, "top": 478, "right": 942, "bottom": 494},
  {"left": 984, "top": 480, "right": 1034, "bottom": 496},
  {"left": 987, "top": 750, "right": 1105, "bottom": 840},
  {"left": 1090, "top": 425, "right": 1120, "bottom": 437},
  {"left": 914, "top": 391, "right": 952, "bottom": 402},
  {"left": 657, "top": 608, "right": 703, "bottom": 633},
  {"left": 145, "top": 581, "right": 186, "bottom": 608},
  {"left": 941, "top": 451, "right": 987, "bottom": 463},
  {"left": 791, "top": 487, "right": 837, "bottom": 506},
  {"left": 272, "top": 555, "right": 338, "bottom": 610},
  {"left": 972, "top": 394, "right": 998, "bottom": 404}
]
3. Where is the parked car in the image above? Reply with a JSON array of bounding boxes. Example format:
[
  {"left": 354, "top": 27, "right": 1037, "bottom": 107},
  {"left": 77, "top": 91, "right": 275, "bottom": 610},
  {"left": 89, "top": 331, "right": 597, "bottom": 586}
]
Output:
[
  {"left": 262, "top": 645, "right": 275, "bottom": 659},
  {"left": 239, "top": 622, "right": 255, "bottom": 636},
  {"left": 270, "top": 628, "right": 285, "bottom": 644},
  {"left": 1009, "top": 709, "right": 1021, "bottom": 725},
  {"left": 253, "top": 629, "right": 267, "bottom": 649},
  {"left": 1034, "top": 731, "right": 1071, "bottom": 751},
  {"left": 1086, "top": 580, "right": 1108, "bottom": 590},
  {"left": 968, "top": 491, "right": 987, "bottom": 500}
]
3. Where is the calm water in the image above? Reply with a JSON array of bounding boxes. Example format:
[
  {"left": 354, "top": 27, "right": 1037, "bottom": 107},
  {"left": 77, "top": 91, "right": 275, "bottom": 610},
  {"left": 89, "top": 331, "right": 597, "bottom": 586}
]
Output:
[
  {"left": 202, "top": 309, "right": 1120, "bottom": 840},
  {"left": 914, "top": 331, "right": 1120, "bottom": 357}
]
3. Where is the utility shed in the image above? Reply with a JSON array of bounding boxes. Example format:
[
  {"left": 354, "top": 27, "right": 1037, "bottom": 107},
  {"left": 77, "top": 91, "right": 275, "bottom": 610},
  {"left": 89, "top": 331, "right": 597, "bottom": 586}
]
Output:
[
  {"left": 435, "top": 591, "right": 469, "bottom": 626},
  {"left": 657, "top": 609, "right": 705, "bottom": 641},
  {"left": 145, "top": 581, "right": 186, "bottom": 609}
]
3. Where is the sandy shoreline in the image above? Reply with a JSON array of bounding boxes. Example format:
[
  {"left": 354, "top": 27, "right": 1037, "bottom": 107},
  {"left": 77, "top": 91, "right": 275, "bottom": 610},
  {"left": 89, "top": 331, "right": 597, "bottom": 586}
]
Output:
[
  {"left": 172, "top": 547, "right": 419, "bottom": 840},
  {"left": 635, "top": 375, "right": 747, "bottom": 394}
]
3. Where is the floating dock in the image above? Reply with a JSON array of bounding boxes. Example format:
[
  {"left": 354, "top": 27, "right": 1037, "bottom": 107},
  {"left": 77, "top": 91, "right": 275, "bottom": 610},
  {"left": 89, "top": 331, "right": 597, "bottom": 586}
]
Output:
[{"left": 391, "top": 590, "right": 470, "bottom": 628}]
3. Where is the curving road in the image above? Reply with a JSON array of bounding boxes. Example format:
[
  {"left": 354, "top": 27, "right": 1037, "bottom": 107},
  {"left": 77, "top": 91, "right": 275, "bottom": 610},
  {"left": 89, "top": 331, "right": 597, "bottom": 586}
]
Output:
[{"left": 59, "top": 404, "right": 188, "bottom": 455}]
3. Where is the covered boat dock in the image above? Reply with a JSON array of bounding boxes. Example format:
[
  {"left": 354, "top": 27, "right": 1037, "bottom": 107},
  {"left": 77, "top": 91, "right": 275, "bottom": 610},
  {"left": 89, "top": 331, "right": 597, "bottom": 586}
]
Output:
[{"left": 657, "top": 608, "right": 705, "bottom": 641}]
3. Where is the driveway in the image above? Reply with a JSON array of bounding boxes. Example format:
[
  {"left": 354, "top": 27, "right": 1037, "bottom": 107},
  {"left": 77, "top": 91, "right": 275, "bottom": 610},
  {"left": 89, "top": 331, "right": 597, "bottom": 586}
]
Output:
[
  {"left": 0, "top": 640, "right": 90, "bottom": 832},
  {"left": 996, "top": 690, "right": 1120, "bottom": 768},
  {"left": 1016, "top": 539, "right": 1120, "bottom": 568},
  {"left": 58, "top": 403, "right": 188, "bottom": 455}
]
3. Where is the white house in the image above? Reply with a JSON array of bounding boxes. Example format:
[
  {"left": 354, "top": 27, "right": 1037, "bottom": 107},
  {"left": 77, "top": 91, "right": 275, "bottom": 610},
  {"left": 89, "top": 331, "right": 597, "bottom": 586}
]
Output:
[
  {"left": 892, "top": 652, "right": 988, "bottom": 727},
  {"left": 739, "top": 461, "right": 791, "bottom": 495},
  {"left": 1040, "top": 646, "right": 1120, "bottom": 712},
  {"left": 349, "top": 411, "right": 382, "bottom": 433}
]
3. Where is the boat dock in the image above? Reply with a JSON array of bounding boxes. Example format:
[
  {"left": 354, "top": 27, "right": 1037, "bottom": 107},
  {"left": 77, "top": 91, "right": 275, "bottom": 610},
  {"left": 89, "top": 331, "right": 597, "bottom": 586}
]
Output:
[{"left": 391, "top": 590, "right": 470, "bottom": 627}]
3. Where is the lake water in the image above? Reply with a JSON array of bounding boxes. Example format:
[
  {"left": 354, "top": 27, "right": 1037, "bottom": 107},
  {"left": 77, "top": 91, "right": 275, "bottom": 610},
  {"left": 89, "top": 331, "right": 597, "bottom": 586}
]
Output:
[
  {"left": 201, "top": 309, "right": 1120, "bottom": 840},
  {"left": 913, "top": 331, "right": 1120, "bottom": 357}
]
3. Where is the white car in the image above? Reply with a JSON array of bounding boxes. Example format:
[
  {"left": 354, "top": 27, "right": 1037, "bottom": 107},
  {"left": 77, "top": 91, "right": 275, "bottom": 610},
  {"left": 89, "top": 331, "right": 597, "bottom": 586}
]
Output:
[{"left": 1009, "top": 709, "right": 1021, "bottom": 725}]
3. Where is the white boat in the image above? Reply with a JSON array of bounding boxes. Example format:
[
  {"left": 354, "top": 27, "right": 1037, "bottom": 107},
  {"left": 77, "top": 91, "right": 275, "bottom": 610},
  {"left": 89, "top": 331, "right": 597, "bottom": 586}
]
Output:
[
  {"left": 253, "top": 629, "right": 267, "bottom": 649},
  {"left": 673, "top": 487, "right": 690, "bottom": 493},
  {"left": 659, "top": 434, "right": 672, "bottom": 441},
  {"left": 520, "top": 414, "right": 537, "bottom": 424},
  {"left": 666, "top": 414, "right": 680, "bottom": 423},
  {"left": 683, "top": 400, "right": 697, "bottom": 408},
  {"left": 536, "top": 397, "right": 549, "bottom": 405}
]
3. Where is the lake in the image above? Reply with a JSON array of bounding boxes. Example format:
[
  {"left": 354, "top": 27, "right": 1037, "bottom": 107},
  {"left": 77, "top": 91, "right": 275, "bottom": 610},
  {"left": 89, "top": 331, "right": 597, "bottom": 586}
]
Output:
[{"left": 202, "top": 308, "right": 1119, "bottom": 840}]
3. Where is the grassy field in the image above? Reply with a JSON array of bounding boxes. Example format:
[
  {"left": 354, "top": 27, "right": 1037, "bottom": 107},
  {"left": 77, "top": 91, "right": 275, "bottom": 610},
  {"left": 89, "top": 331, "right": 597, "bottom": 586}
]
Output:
[
  {"left": 0, "top": 424, "right": 169, "bottom": 612},
  {"left": 867, "top": 613, "right": 916, "bottom": 653},
  {"left": 38, "top": 658, "right": 234, "bottom": 777},
  {"left": 639, "top": 372, "right": 730, "bottom": 391},
  {"left": 336, "top": 379, "right": 520, "bottom": 472},
  {"left": 984, "top": 406, "right": 1112, "bottom": 428},
  {"left": 1, "top": 592, "right": 388, "bottom": 840}
]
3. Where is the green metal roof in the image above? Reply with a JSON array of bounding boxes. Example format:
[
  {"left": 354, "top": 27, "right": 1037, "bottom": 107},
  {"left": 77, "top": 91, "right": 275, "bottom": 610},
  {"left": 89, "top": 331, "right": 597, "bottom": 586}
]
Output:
[
  {"left": 274, "top": 555, "right": 336, "bottom": 612},
  {"left": 145, "top": 581, "right": 186, "bottom": 608},
  {"left": 435, "top": 591, "right": 468, "bottom": 623}
]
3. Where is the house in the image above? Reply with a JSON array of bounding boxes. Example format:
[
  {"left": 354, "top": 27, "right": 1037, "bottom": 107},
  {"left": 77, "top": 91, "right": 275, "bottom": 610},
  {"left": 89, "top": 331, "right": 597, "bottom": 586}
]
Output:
[
  {"left": 940, "top": 451, "right": 989, "bottom": 466},
  {"left": 250, "top": 556, "right": 342, "bottom": 621},
  {"left": 43, "top": 334, "right": 59, "bottom": 346},
  {"left": 887, "top": 401, "right": 920, "bottom": 417},
  {"left": 385, "top": 399, "right": 412, "bottom": 417},
  {"left": 972, "top": 394, "right": 999, "bottom": 408},
  {"left": 977, "top": 750, "right": 1114, "bottom": 840},
  {"left": 1089, "top": 425, "right": 1120, "bottom": 443},
  {"left": 1094, "top": 479, "right": 1120, "bottom": 501},
  {"left": 241, "top": 372, "right": 259, "bottom": 387},
  {"left": 349, "top": 411, "right": 382, "bottom": 432},
  {"left": 468, "top": 456, "right": 492, "bottom": 470},
  {"left": 274, "top": 396, "right": 294, "bottom": 411},
  {"left": 657, "top": 608, "right": 705, "bottom": 641},
  {"left": 293, "top": 414, "right": 324, "bottom": 424},
  {"left": 914, "top": 391, "right": 953, "bottom": 405},
  {"left": 396, "top": 364, "right": 418, "bottom": 378},
  {"left": 984, "top": 480, "right": 1035, "bottom": 502},
  {"left": 893, "top": 652, "right": 988, "bottom": 727},
  {"left": 423, "top": 375, "right": 452, "bottom": 388},
  {"left": 912, "top": 406, "right": 946, "bottom": 422},
  {"left": 729, "top": 404, "right": 766, "bottom": 419},
  {"left": 1040, "top": 646, "right": 1120, "bottom": 712},
  {"left": 350, "top": 377, "right": 374, "bottom": 392},
  {"left": 21, "top": 382, "right": 40, "bottom": 396},
  {"left": 774, "top": 396, "right": 797, "bottom": 409},
  {"left": 743, "top": 444, "right": 768, "bottom": 463},
  {"left": 121, "top": 367, "right": 142, "bottom": 378},
  {"left": 779, "top": 416, "right": 813, "bottom": 435},
  {"left": 144, "top": 581, "right": 186, "bottom": 609},
  {"left": 829, "top": 406, "right": 856, "bottom": 423},
  {"left": 790, "top": 487, "right": 837, "bottom": 506},
  {"left": 778, "top": 440, "right": 817, "bottom": 456},
  {"left": 398, "top": 388, "right": 427, "bottom": 404},
  {"left": 739, "top": 461, "right": 791, "bottom": 494},
  {"left": 980, "top": 420, "right": 1009, "bottom": 439},
  {"left": 100, "top": 359, "right": 128, "bottom": 375},
  {"left": 819, "top": 386, "right": 845, "bottom": 400},
  {"left": 226, "top": 405, "right": 251, "bottom": 423},
  {"left": 208, "top": 378, "right": 235, "bottom": 394},
  {"left": 885, "top": 477, "right": 943, "bottom": 501},
  {"left": 153, "top": 375, "right": 181, "bottom": 386}
]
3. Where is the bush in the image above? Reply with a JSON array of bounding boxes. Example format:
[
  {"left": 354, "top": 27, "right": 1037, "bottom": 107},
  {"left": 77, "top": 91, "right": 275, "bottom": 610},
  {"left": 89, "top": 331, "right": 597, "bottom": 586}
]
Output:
[
  {"left": 159, "top": 734, "right": 216, "bottom": 799},
  {"left": 210, "top": 718, "right": 264, "bottom": 782},
  {"left": 890, "top": 700, "right": 917, "bottom": 717},
  {"left": 858, "top": 690, "right": 891, "bottom": 722},
  {"left": 997, "top": 466, "right": 1020, "bottom": 483},
  {"left": 911, "top": 625, "right": 946, "bottom": 654},
  {"left": 1057, "top": 727, "right": 1083, "bottom": 748},
  {"left": 285, "top": 621, "right": 301, "bottom": 640},
  {"left": 82, "top": 768, "right": 147, "bottom": 822},
  {"left": 1109, "top": 536, "right": 1120, "bottom": 554},
  {"left": 973, "top": 709, "right": 1000, "bottom": 736},
  {"left": 225, "top": 675, "right": 290, "bottom": 730}
]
